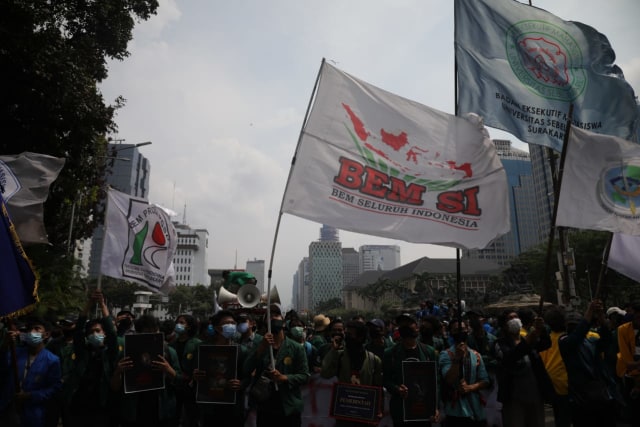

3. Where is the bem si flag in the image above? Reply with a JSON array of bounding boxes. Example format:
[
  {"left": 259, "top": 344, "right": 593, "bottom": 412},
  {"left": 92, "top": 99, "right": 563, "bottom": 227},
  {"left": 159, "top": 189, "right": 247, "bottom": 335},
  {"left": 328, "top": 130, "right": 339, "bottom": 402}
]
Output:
[
  {"left": 556, "top": 127, "right": 640, "bottom": 235},
  {"left": 455, "top": 0, "right": 638, "bottom": 151},
  {"left": 281, "top": 62, "right": 510, "bottom": 250},
  {"left": 101, "top": 188, "right": 177, "bottom": 292},
  {"left": 608, "top": 233, "right": 640, "bottom": 284}
]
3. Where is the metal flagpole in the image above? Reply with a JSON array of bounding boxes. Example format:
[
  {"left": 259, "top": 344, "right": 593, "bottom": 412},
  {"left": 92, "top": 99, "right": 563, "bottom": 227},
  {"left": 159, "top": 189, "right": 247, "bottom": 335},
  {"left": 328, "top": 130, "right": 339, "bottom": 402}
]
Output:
[
  {"left": 264, "top": 58, "right": 326, "bottom": 378},
  {"left": 538, "top": 104, "right": 574, "bottom": 313},
  {"left": 95, "top": 186, "right": 114, "bottom": 292},
  {"left": 453, "top": 3, "right": 464, "bottom": 320}
]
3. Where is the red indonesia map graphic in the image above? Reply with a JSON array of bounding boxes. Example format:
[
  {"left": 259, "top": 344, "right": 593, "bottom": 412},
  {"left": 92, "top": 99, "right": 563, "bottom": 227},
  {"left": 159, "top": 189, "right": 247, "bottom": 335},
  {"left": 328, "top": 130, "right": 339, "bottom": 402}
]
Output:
[{"left": 341, "top": 103, "right": 473, "bottom": 185}]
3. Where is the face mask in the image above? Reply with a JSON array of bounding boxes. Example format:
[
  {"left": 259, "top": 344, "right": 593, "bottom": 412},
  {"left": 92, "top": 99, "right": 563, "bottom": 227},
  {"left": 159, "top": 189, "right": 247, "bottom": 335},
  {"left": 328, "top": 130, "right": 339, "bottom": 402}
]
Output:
[
  {"left": 237, "top": 322, "right": 249, "bottom": 334},
  {"left": 270, "top": 319, "right": 284, "bottom": 334},
  {"left": 117, "top": 318, "right": 132, "bottom": 333},
  {"left": 399, "top": 326, "right": 419, "bottom": 339},
  {"left": 507, "top": 318, "right": 523, "bottom": 335},
  {"left": 345, "top": 335, "right": 364, "bottom": 352},
  {"left": 290, "top": 326, "right": 304, "bottom": 340},
  {"left": 451, "top": 331, "right": 468, "bottom": 344},
  {"left": 25, "top": 332, "right": 43, "bottom": 347},
  {"left": 174, "top": 323, "right": 186, "bottom": 335},
  {"left": 206, "top": 324, "right": 215, "bottom": 337},
  {"left": 221, "top": 324, "right": 237, "bottom": 339},
  {"left": 87, "top": 333, "right": 105, "bottom": 348}
]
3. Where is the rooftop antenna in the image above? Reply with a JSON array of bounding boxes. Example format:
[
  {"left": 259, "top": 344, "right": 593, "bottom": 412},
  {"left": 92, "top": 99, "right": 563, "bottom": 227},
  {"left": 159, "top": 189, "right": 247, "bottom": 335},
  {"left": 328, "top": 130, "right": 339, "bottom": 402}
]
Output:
[
  {"left": 172, "top": 181, "right": 176, "bottom": 210},
  {"left": 234, "top": 249, "right": 237, "bottom": 269},
  {"left": 182, "top": 202, "right": 187, "bottom": 225}
]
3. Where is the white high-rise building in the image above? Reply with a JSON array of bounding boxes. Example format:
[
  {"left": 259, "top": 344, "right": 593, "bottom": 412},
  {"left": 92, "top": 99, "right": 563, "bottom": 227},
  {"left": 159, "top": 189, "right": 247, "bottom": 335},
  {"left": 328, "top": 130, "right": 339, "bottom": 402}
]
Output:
[
  {"left": 172, "top": 222, "right": 209, "bottom": 286},
  {"left": 246, "top": 259, "right": 265, "bottom": 293},
  {"left": 359, "top": 245, "right": 401, "bottom": 273}
]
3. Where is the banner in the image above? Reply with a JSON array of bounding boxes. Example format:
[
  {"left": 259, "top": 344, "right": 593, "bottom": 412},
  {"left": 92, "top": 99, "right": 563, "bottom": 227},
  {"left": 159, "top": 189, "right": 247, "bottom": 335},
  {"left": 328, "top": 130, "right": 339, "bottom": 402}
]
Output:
[
  {"left": 556, "top": 127, "right": 640, "bottom": 234},
  {"left": 282, "top": 62, "right": 510, "bottom": 250},
  {"left": 455, "top": 0, "right": 638, "bottom": 151},
  {"left": 0, "top": 152, "right": 65, "bottom": 245},
  {"left": 608, "top": 233, "right": 640, "bottom": 283},
  {"left": 0, "top": 193, "right": 38, "bottom": 317},
  {"left": 101, "top": 188, "right": 177, "bottom": 291}
]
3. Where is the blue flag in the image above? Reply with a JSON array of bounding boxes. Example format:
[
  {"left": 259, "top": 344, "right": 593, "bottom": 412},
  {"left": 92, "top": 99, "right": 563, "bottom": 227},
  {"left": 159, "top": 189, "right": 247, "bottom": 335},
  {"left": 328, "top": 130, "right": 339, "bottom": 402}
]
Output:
[
  {"left": 455, "top": 0, "right": 639, "bottom": 151},
  {"left": 0, "top": 192, "right": 38, "bottom": 318}
]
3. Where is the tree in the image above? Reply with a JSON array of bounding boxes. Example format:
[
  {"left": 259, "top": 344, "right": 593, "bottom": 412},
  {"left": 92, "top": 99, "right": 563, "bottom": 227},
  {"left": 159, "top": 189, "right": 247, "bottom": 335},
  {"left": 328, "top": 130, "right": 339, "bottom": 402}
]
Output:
[{"left": 0, "top": 1, "right": 159, "bottom": 317}]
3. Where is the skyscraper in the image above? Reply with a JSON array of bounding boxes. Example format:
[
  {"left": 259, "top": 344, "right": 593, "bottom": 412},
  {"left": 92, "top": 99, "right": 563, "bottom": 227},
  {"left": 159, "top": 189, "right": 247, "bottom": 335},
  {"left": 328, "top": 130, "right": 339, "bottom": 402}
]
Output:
[
  {"left": 246, "top": 259, "right": 265, "bottom": 292},
  {"left": 359, "top": 245, "right": 401, "bottom": 273},
  {"left": 172, "top": 222, "right": 209, "bottom": 286}
]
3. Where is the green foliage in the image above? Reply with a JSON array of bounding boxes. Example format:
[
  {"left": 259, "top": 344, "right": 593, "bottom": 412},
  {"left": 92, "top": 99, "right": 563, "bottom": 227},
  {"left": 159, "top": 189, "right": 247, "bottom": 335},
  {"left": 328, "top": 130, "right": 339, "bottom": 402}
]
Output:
[
  {"left": 166, "top": 285, "right": 215, "bottom": 321},
  {"left": 0, "top": 0, "right": 159, "bottom": 319},
  {"left": 315, "top": 297, "right": 343, "bottom": 314},
  {"left": 99, "top": 278, "right": 145, "bottom": 311}
]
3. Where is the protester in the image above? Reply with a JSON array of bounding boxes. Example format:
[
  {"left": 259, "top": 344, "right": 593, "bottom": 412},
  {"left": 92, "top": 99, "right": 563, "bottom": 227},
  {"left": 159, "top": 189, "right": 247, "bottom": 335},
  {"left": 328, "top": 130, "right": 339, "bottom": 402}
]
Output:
[
  {"left": 439, "top": 319, "right": 490, "bottom": 427},
  {"left": 319, "top": 318, "right": 345, "bottom": 359},
  {"left": 243, "top": 305, "right": 310, "bottom": 427},
  {"left": 115, "top": 310, "right": 136, "bottom": 337},
  {"left": 616, "top": 301, "right": 640, "bottom": 427},
  {"left": 288, "top": 317, "right": 320, "bottom": 374},
  {"left": 383, "top": 313, "right": 439, "bottom": 427},
  {"left": 194, "top": 309, "right": 248, "bottom": 427},
  {"left": 309, "top": 314, "right": 330, "bottom": 351},
  {"left": 494, "top": 309, "right": 554, "bottom": 427},
  {"left": 539, "top": 306, "right": 571, "bottom": 427},
  {"left": 0, "top": 316, "right": 62, "bottom": 427},
  {"left": 365, "top": 318, "right": 393, "bottom": 361},
  {"left": 236, "top": 312, "right": 263, "bottom": 351},
  {"left": 169, "top": 314, "right": 201, "bottom": 427},
  {"left": 111, "top": 314, "right": 181, "bottom": 427},
  {"left": 63, "top": 290, "right": 118, "bottom": 427},
  {"left": 560, "top": 300, "right": 618, "bottom": 427}
]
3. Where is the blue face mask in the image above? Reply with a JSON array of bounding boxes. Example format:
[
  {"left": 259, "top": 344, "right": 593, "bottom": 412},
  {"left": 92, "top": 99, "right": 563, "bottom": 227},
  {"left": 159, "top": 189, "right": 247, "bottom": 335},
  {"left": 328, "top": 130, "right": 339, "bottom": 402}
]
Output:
[
  {"left": 221, "top": 324, "right": 237, "bottom": 339},
  {"left": 237, "top": 322, "right": 249, "bottom": 334},
  {"left": 175, "top": 323, "right": 186, "bottom": 335},
  {"left": 87, "top": 333, "right": 105, "bottom": 348},
  {"left": 206, "top": 324, "right": 215, "bottom": 336},
  {"left": 25, "top": 332, "right": 43, "bottom": 347}
]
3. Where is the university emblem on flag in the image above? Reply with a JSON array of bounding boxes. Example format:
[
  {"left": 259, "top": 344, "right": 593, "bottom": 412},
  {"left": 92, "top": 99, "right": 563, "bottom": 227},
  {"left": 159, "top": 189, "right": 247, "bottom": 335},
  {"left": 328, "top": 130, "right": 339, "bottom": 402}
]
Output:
[
  {"left": 597, "top": 160, "right": 640, "bottom": 218},
  {"left": 0, "top": 161, "right": 21, "bottom": 200},
  {"left": 506, "top": 20, "right": 586, "bottom": 102}
]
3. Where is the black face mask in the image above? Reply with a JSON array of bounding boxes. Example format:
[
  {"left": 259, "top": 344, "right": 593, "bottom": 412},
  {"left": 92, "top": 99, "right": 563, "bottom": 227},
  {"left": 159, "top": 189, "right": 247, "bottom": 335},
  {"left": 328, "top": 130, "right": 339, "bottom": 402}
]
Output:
[
  {"left": 270, "top": 320, "right": 284, "bottom": 334},
  {"left": 117, "top": 318, "right": 132, "bottom": 333},
  {"left": 451, "top": 331, "right": 468, "bottom": 343},
  {"left": 345, "top": 335, "right": 364, "bottom": 352},
  {"left": 399, "top": 326, "right": 419, "bottom": 339}
]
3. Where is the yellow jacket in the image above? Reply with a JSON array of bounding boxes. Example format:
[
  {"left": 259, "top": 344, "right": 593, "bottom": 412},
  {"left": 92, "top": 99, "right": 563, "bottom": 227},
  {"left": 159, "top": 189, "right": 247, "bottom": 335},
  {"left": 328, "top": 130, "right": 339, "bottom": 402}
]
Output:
[{"left": 616, "top": 321, "right": 639, "bottom": 378}]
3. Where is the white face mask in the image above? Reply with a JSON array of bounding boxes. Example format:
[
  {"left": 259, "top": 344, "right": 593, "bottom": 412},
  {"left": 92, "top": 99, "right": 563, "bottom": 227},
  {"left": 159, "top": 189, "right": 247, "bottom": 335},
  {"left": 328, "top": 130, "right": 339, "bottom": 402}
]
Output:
[{"left": 507, "top": 318, "right": 523, "bottom": 335}]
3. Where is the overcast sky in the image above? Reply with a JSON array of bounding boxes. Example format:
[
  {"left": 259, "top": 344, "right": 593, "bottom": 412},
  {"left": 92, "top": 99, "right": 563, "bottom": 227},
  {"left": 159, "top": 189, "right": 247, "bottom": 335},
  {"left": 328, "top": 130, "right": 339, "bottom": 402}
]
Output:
[{"left": 99, "top": 0, "right": 640, "bottom": 308}]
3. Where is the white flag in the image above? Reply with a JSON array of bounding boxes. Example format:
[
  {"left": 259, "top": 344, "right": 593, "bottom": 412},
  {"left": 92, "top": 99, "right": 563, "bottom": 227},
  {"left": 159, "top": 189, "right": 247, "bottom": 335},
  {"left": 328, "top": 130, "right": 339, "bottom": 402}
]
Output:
[
  {"left": 0, "top": 152, "right": 65, "bottom": 245},
  {"left": 282, "top": 62, "right": 510, "bottom": 249},
  {"left": 608, "top": 233, "right": 640, "bottom": 283},
  {"left": 556, "top": 127, "right": 640, "bottom": 234},
  {"left": 101, "top": 188, "right": 177, "bottom": 292}
]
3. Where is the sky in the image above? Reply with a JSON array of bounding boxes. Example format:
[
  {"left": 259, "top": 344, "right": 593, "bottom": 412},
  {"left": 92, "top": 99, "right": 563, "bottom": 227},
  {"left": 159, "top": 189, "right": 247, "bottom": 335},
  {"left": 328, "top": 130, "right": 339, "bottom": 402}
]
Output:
[{"left": 99, "top": 0, "right": 640, "bottom": 308}]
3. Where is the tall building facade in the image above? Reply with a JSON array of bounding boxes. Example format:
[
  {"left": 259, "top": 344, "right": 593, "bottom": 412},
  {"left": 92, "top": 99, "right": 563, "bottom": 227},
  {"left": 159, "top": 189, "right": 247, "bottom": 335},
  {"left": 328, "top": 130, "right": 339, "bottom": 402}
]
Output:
[
  {"left": 342, "top": 247, "right": 360, "bottom": 287},
  {"left": 245, "top": 259, "right": 265, "bottom": 293},
  {"left": 463, "top": 140, "right": 541, "bottom": 265},
  {"left": 529, "top": 144, "right": 555, "bottom": 243},
  {"left": 308, "top": 240, "right": 343, "bottom": 310},
  {"left": 173, "top": 222, "right": 209, "bottom": 286},
  {"left": 88, "top": 143, "right": 150, "bottom": 278},
  {"left": 293, "top": 257, "right": 310, "bottom": 312},
  {"left": 359, "top": 245, "right": 401, "bottom": 273}
]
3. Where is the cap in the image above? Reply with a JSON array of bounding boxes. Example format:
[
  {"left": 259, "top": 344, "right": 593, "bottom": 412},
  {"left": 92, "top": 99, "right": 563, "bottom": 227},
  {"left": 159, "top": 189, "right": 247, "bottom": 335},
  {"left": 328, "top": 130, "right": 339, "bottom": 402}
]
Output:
[
  {"left": 395, "top": 313, "right": 417, "bottom": 325},
  {"left": 606, "top": 307, "right": 627, "bottom": 317},
  {"left": 313, "top": 314, "right": 330, "bottom": 331},
  {"left": 367, "top": 318, "right": 385, "bottom": 330},
  {"left": 116, "top": 310, "right": 135, "bottom": 319},
  {"left": 59, "top": 315, "right": 78, "bottom": 327}
]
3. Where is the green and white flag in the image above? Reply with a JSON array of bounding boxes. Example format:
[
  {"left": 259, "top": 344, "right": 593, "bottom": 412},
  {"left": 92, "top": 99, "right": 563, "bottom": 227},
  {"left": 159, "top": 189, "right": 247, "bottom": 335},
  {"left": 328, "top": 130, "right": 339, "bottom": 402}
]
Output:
[{"left": 101, "top": 188, "right": 177, "bottom": 292}]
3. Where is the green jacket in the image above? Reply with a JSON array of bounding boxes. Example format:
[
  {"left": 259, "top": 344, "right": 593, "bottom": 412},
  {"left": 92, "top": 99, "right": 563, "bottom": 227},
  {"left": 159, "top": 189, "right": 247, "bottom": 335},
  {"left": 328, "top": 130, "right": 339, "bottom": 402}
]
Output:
[
  {"left": 170, "top": 335, "right": 202, "bottom": 386},
  {"left": 383, "top": 342, "right": 438, "bottom": 421},
  {"left": 243, "top": 337, "right": 310, "bottom": 416},
  {"left": 62, "top": 315, "right": 118, "bottom": 408},
  {"left": 114, "top": 342, "right": 182, "bottom": 422},
  {"left": 320, "top": 347, "right": 383, "bottom": 386}
]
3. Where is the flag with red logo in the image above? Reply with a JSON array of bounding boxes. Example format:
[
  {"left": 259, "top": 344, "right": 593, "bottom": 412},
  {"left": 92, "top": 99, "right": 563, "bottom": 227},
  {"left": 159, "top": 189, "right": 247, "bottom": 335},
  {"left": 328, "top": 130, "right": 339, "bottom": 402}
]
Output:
[
  {"left": 455, "top": 0, "right": 638, "bottom": 151},
  {"left": 281, "top": 62, "right": 510, "bottom": 250},
  {"left": 101, "top": 188, "right": 177, "bottom": 292}
]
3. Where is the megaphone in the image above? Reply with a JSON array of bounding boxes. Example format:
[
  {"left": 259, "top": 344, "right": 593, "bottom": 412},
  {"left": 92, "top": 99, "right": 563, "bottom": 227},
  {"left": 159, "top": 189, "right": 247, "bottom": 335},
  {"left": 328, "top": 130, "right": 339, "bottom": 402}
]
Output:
[
  {"left": 217, "top": 286, "right": 238, "bottom": 306},
  {"left": 237, "top": 284, "right": 261, "bottom": 308},
  {"left": 260, "top": 286, "right": 280, "bottom": 305}
]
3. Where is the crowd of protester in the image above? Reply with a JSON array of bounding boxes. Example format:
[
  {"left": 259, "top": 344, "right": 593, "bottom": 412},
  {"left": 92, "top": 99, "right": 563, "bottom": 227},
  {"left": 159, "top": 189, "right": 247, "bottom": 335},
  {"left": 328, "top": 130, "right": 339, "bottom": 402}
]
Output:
[{"left": 1, "top": 290, "right": 639, "bottom": 427}]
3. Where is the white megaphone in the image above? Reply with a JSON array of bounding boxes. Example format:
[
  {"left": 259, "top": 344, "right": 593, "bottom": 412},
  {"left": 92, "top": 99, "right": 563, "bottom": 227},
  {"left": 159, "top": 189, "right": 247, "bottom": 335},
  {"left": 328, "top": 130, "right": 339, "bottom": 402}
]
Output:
[
  {"left": 237, "top": 284, "right": 261, "bottom": 308},
  {"left": 260, "top": 286, "right": 280, "bottom": 305},
  {"left": 217, "top": 286, "right": 238, "bottom": 306}
]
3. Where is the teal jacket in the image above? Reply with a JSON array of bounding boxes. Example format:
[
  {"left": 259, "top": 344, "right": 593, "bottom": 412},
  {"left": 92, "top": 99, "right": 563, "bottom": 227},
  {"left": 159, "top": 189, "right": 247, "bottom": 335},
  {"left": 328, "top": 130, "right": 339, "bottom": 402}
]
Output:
[
  {"left": 383, "top": 342, "right": 438, "bottom": 422},
  {"left": 170, "top": 335, "right": 202, "bottom": 387},
  {"left": 244, "top": 337, "right": 310, "bottom": 416},
  {"left": 320, "top": 347, "right": 383, "bottom": 386}
]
